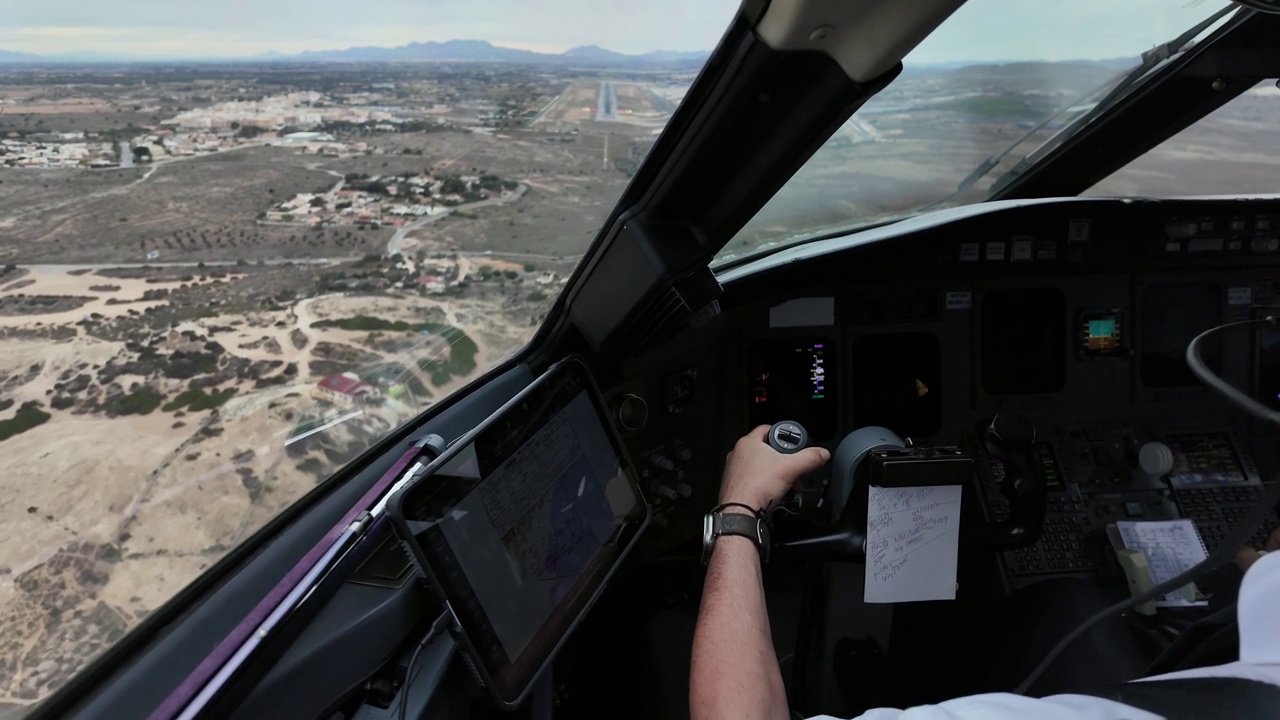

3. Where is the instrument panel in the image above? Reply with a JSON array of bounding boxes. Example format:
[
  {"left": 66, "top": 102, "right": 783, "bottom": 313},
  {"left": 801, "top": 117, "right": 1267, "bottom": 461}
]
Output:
[{"left": 609, "top": 197, "right": 1280, "bottom": 571}]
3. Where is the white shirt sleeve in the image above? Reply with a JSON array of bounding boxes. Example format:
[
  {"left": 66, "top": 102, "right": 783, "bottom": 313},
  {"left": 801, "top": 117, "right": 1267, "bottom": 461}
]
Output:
[{"left": 808, "top": 692, "right": 1161, "bottom": 720}]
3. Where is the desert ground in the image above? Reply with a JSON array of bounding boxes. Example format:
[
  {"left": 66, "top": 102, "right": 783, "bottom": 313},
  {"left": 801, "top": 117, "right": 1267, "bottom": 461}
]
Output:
[{"left": 0, "top": 261, "right": 544, "bottom": 708}]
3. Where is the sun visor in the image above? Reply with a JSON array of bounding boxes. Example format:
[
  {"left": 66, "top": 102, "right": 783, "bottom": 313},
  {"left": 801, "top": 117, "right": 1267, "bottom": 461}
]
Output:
[{"left": 755, "top": 0, "right": 967, "bottom": 82}]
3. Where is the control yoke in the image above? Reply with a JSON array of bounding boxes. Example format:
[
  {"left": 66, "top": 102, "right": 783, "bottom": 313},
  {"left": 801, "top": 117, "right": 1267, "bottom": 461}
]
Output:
[{"left": 773, "top": 413, "right": 1048, "bottom": 562}]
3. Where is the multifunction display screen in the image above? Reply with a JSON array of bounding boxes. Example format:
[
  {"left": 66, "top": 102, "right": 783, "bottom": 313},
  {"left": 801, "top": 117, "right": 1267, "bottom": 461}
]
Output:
[{"left": 748, "top": 337, "right": 836, "bottom": 441}]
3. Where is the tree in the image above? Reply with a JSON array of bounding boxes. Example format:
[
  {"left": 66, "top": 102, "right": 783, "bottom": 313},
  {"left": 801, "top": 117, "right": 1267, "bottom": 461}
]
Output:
[{"left": 440, "top": 176, "right": 468, "bottom": 195}]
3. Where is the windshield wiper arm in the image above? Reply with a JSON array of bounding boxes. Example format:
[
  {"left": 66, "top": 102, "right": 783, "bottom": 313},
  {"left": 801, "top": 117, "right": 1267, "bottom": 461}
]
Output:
[
  {"left": 986, "top": 4, "right": 1237, "bottom": 195},
  {"left": 928, "top": 4, "right": 1236, "bottom": 207}
]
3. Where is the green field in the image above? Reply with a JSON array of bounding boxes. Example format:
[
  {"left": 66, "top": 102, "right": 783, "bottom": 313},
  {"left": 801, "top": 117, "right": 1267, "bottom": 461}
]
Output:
[{"left": 313, "top": 316, "right": 478, "bottom": 386}]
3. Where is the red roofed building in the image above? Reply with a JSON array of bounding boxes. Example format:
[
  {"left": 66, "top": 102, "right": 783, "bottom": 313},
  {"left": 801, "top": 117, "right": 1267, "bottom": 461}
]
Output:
[
  {"left": 314, "top": 372, "right": 378, "bottom": 407},
  {"left": 418, "top": 274, "right": 447, "bottom": 294}
]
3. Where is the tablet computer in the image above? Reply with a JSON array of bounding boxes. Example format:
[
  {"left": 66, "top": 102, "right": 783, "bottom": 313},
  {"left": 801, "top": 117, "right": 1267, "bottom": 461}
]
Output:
[{"left": 386, "top": 357, "right": 649, "bottom": 707}]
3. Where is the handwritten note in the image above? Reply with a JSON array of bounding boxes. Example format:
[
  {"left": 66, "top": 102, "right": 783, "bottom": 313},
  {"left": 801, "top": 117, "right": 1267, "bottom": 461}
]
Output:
[
  {"left": 864, "top": 484, "right": 963, "bottom": 604},
  {"left": 1115, "top": 520, "right": 1208, "bottom": 606}
]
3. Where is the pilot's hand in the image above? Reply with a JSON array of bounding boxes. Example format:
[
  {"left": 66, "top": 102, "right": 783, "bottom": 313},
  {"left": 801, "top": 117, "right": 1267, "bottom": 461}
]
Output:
[
  {"left": 1235, "top": 528, "right": 1280, "bottom": 573},
  {"left": 719, "top": 425, "right": 830, "bottom": 511}
]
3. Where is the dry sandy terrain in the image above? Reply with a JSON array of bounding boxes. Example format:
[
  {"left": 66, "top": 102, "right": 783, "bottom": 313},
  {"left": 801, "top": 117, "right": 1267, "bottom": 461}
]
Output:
[
  {"left": 0, "top": 98, "right": 114, "bottom": 114},
  {"left": 0, "top": 267, "right": 243, "bottom": 330},
  {"left": 0, "top": 260, "right": 539, "bottom": 713}
]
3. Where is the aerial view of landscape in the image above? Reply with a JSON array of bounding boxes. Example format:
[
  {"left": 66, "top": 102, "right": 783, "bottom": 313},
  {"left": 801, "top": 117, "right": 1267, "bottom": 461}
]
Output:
[
  {"left": 1, "top": 1, "right": 1277, "bottom": 715},
  {"left": 0, "top": 44, "right": 696, "bottom": 716}
]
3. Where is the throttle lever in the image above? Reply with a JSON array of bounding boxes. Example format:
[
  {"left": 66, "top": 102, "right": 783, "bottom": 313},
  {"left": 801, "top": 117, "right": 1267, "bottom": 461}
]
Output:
[
  {"left": 972, "top": 412, "right": 1047, "bottom": 550},
  {"left": 767, "top": 421, "right": 809, "bottom": 514},
  {"left": 767, "top": 421, "right": 808, "bottom": 454}
]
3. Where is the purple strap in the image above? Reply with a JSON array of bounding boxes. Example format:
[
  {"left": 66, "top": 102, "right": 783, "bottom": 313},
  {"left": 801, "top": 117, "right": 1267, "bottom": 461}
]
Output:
[{"left": 149, "top": 444, "right": 424, "bottom": 720}]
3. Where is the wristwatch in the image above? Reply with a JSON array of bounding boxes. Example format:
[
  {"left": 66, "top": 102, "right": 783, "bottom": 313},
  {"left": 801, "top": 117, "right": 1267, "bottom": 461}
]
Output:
[{"left": 702, "top": 505, "right": 771, "bottom": 565}]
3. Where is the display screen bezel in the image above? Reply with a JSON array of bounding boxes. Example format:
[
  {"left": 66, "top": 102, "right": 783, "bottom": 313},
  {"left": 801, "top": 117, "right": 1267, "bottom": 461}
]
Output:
[{"left": 386, "top": 357, "right": 649, "bottom": 707}]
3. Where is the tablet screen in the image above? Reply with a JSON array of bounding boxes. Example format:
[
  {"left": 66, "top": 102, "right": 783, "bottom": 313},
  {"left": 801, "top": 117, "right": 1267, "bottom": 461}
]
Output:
[{"left": 393, "top": 359, "right": 647, "bottom": 703}]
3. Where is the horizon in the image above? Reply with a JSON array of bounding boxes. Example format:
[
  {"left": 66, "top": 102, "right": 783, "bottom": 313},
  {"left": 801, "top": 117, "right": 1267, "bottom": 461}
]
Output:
[
  {"left": 0, "top": 38, "right": 705, "bottom": 61},
  {"left": 0, "top": 0, "right": 1229, "bottom": 62},
  {"left": 0, "top": 37, "right": 1142, "bottom": 66}
]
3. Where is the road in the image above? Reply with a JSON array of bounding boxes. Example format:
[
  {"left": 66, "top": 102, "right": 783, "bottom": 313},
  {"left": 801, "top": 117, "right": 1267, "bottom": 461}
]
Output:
[
  {"left": 529, "top": 83, "right": 572, "bottom": 126},
  {"left": 305, "top": 164, "right": 346, "bottom": 199},
  {"left": 290, "top": 291, "right": 345, "bottom": 347},
  {"left": 472, "top": 251, "right": 583, "bottom": 262},
  {"left": 385, "top": 183, "right": 529, "bottom": 257},
  {"left": 10, "top": 251, "right": 573, "bottom": 276},
  {"left": 14, "top": 257, "right": 356, "bottom": 274}
]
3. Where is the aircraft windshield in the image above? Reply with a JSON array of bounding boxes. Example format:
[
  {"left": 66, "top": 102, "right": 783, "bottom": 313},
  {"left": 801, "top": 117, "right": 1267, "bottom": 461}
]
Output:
[
  {"left": 0, "top": 1, "right": 732, "bottom": 712},
  {"left": 718, "top": 0, "right": 1237, "bottom": 267}
]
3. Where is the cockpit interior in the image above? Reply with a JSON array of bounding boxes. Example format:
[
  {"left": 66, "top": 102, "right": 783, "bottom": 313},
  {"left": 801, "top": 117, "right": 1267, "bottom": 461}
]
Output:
[{"left": 29, "top": 1, "right": 1280, "bottom": 719}]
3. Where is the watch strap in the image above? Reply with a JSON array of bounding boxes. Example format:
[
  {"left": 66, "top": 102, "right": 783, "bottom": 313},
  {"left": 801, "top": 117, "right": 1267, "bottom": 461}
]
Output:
[
  {"left": 713, "top": 501, "right": 764, "bottom": 518},
  {"left": 708, "top": 511, "right": 771, "bottom": 564}
]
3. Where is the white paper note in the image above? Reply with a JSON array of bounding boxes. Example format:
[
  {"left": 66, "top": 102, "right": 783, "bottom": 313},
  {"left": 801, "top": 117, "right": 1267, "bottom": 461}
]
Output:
[
  {"left": 1115, "top": 520, "right": 1208, "bottom": 606},
  {"left": 864, "top": 484, "right": 963, "bottom": 603}
]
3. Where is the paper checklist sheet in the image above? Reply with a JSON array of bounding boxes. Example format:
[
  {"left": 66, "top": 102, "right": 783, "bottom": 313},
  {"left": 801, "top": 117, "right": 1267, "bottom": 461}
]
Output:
[
  {"left": 865, "top": 484, "right": 963, "bottom": 603},
  {"left": 1114, "top": 519, "right": 1209, "bottom": 606}
]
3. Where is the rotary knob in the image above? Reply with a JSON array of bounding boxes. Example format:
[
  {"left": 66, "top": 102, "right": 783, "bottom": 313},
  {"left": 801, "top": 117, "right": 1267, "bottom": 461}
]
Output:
[
  {"left": 649, "top": 454, "right": 675, "bottom": 472},
  {"left": 616, "top": 394, "right": 648, "bottom": 431},
  {"left": 1138, "top": 442, "right": 1174, "bottom": 479}
]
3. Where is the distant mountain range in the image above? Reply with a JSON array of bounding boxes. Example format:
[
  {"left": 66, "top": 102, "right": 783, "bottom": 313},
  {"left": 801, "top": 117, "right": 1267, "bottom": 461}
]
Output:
[
  {"left": 0, "top": 39, "right": 710, "bottom": 67},
  {"left": 0, "top": 41, "right": 1144, "bottom": 75},
  {"left": 294, "top": 40, "right": 709, "bottom": 66}
]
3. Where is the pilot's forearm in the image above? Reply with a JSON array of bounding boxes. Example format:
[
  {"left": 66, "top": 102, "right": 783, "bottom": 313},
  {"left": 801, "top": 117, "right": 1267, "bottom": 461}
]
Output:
[{"left": 690, "top": 536, "right": 788, "bottom": 720}]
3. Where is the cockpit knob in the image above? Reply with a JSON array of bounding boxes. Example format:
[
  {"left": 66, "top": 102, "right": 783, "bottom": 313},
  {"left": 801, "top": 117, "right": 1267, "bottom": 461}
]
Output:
[
  {"left": 1138, "top": 442, "right": 1174, "bottom": 479},
  {"left": 767, "top": 421, "right": 809, "bottom": 454},
  {"left": 1251, "top": 237, "right": 1279, "bottom": 253},
  {"left": 676, "top": 447, "right": 693, "bottom": 463},
  {"left": 649, "top": 454, "right": 676, "bottom": 472},
  {"left": 655, "top": 484, "right": 679, "bottom": 500},
  {"left": 617, "top": 394, "right": 648, "bottom": 431},
  {"left": 676, "top": 483, "right": 692, "bottom": 498}
]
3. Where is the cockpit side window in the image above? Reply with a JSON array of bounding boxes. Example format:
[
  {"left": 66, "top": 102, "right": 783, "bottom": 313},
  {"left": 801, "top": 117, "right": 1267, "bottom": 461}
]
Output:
[{"left": 1086, "top": 80, "right": 1280, "bottom": 198}]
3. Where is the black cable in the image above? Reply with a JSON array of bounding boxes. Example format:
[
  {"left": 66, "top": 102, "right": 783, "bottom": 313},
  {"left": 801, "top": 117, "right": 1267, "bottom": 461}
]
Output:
[
  {"left": 399, "top": 611, "right": 451, "bottom": 720},
  {"left": 1014, "top": 316, "right": 1280, "bottom": 695}
]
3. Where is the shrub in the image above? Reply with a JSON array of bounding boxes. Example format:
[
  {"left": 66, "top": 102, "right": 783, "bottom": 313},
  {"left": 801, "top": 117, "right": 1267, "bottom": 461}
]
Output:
[
  {"left": 106, "top": 388, "right": 164, "bottom": 416},
  {"left": 0, "top": 405, "right": 51, "bottom": 441},
  {"left": 162, "top": 387, "right": 237, "bottom": 412}
]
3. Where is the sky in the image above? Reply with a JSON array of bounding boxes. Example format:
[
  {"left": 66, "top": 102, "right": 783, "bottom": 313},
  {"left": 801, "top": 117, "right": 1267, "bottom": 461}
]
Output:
[{"left": 0, "top": 0, "right": 1232, "bottom": 59}]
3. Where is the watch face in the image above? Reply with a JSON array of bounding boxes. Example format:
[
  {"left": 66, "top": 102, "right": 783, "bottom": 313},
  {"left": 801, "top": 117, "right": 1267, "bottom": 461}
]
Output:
[
  {"left": 702, "top": 512, "right": 715, "bottom": 565},
  {"left": 757, "top": 518, "right": 770, "bottom": 564}
]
